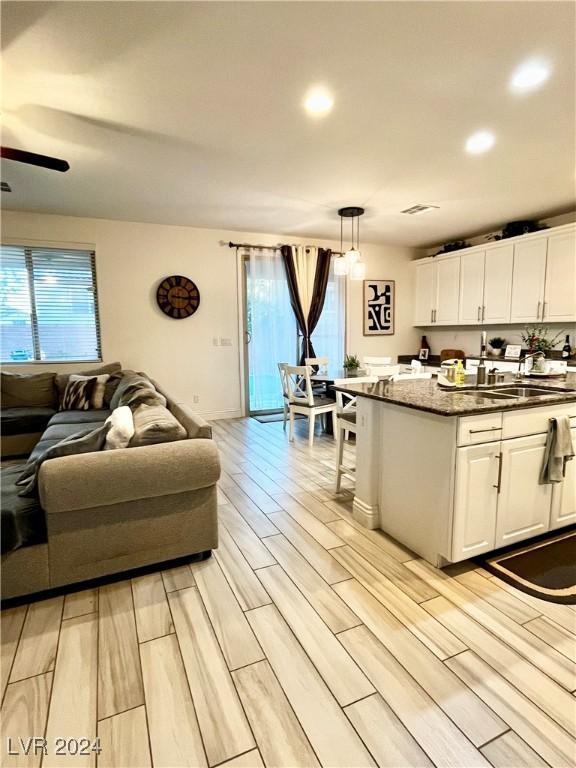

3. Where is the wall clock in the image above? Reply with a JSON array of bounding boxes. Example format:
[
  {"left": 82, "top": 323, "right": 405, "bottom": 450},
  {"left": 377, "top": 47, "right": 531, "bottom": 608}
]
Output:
[{"left": 156, "top": 275, "right": 200, "bottom": 319}]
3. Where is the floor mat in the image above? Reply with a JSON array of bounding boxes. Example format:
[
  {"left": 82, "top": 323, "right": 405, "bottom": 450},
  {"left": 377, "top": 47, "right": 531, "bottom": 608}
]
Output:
[
  {"left": 252, "top": 412, "right": 304, "bottom": 424},
  {"left": 481, "top": 530, "right": 576, "bottom": 604}
]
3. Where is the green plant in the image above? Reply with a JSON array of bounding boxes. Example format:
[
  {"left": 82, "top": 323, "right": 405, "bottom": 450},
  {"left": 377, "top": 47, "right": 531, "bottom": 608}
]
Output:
[
  {"left": 343, "top": 353, "right": 360, "bottom": 370},
  {"left": 488, "top": 337, "right": 506, "bottom": 349},
  {"left": 521, "top": 326, "right": 565, "bottom": 354}
]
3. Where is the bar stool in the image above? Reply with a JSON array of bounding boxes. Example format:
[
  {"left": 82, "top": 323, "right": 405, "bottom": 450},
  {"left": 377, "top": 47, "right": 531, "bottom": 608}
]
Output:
[{"left": 332, "top": 376, "right": 378, "bottom": 491}]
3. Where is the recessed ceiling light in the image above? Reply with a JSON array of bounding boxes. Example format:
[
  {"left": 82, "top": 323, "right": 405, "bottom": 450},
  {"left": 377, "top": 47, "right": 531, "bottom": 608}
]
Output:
[
  {"left": 304, "top": 87, "right": 334, "bottom": 117},
  {"left": 510, "top": 59, "right": 551, "bottom": 93},
  {"left": 465, "top": 130, "right": 496, "bottom": 155}
]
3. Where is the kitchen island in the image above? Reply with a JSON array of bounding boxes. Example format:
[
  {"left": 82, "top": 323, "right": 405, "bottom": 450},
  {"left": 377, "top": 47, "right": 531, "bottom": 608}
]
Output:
[{"left": 335, "top": 377, "right": 576, "bottom": 566}]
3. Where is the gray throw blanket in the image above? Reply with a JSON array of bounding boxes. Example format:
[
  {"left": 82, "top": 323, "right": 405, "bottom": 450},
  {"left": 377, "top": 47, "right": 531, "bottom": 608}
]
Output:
[
  {"left": 540, "top": 416, "right": 574, "bottom": 484},
  {"left": 16, "top": 422, "right": 111, "bottom": 497}
]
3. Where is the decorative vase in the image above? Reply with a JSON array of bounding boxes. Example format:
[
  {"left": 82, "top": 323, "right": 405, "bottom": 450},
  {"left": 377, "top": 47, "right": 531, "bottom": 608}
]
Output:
[
  {"left": 491, "top": 348, "right": 503, "bottom": 357},
  {"left": 346, "top": 369, "right": 360, "bottom": 377}
]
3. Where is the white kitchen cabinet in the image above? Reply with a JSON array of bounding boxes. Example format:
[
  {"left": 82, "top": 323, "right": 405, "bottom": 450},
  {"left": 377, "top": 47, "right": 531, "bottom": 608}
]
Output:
[
  {"left": 543, "top": 230, "right": 576, "bottom": 322},
  {"left": 414, "top": 260, "right": 437, "bottom": 325},
  {"left": 458, "top": 250, "right": 485, "bottom": 324},
  {"left": 550, "top": 428, "right": 576, "bottom": 529},
  {"left": 509, "top": 237, "right": 548, "bottom": 323},
  {"left": 452, "top": 443, "right": 499, "bottom": 561},
  {"left": 435, "top": 256, "right": 460, "bottom": 324},
  {"left": 496, "top": 433, "right": 553, "bottom": 548},
  {"left": 483, "top": 244, "right": 513, "bottom": 324}
]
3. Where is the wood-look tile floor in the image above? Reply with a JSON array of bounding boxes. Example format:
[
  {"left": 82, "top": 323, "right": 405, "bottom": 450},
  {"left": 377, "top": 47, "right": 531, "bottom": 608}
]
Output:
[{"left": 2, "top": 417, "right": 576, "bottom": 768}]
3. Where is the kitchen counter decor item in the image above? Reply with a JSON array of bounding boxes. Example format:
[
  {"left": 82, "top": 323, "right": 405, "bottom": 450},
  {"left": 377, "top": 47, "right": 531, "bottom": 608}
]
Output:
[{"left": 489, "top": 337, "right": 506, "bottom": 356}]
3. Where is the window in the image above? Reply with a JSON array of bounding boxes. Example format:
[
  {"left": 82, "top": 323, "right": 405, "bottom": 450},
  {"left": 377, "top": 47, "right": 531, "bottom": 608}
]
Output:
[{"left": 0, "top": 245, "right": 102, "bottom": 363}]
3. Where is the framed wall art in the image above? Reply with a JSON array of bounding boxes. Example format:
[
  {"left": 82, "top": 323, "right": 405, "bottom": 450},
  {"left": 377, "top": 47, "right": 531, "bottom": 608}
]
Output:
[{"left": 363, "top": 279, "right": 395, "bottom": 336}]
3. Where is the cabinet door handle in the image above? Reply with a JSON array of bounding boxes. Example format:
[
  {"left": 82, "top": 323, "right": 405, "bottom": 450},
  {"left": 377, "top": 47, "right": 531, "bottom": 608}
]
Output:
[
  {"left": 430, "top": 309, "right": 434, "bottom": 324},
  {"left": 433, "top": 309, "right": 437, "bottom": 323},
  {"left": 537, "top": 300, "right": 541, "bottom": 320},
  {"left": 493, "top": 453, "right": 503, "bottom": 493},
  {"left": 469, "top": 427, "right": 501, "bottom": 434},
  {"left": 542, "top": 301, "right": 547, "bottom": 319},
  {"left": 482, "top": 305, "right": 486, "bottom": 321},
  {"left": 477, "top": 306, "right": 481, "bottom": 321}
]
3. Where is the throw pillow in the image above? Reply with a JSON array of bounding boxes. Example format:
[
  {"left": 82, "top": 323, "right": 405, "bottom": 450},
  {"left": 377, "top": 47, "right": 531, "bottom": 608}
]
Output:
[
  {"left": 60, "top": 374, "right": 109, "bottom": 411},
  {"left": 16, "top": 422, "right": 111, "bottom": 497},
  {"left": 104, "top": 406, "right": 135, "bottom": 450},
  {"left": 55, "top": 362, "right": 122, "bottom": 405},
  {"left": 1, "top": 371, "right": 57, "bottom": 408},
  {"left": 129, "top": 403, "right": 187, "bottom": 447}
]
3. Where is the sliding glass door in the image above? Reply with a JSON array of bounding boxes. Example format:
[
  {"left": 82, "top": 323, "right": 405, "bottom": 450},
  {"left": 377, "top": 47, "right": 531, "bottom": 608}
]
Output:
[{"left": 244, "top": 251, "right": 345, "bottom": 414}]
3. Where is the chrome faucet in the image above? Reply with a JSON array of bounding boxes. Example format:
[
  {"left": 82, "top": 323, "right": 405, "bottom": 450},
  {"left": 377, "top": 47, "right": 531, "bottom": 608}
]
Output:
[{"left": 515, "top": 351, "right": 545, "bottom": 381}]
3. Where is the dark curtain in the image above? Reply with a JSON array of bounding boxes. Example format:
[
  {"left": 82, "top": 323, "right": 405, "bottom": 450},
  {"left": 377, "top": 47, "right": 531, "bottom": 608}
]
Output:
[{"left": 281, "top": 245, "right": 332, "bottom": 365}]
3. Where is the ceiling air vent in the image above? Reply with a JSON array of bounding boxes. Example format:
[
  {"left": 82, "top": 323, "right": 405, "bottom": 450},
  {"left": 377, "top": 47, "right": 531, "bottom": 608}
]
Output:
[
  {"left": 401, "top": 204, "right": 439, "bottom": 215},
  {"left": 1, "top": 181, "right": 12, "bottom": 192}
]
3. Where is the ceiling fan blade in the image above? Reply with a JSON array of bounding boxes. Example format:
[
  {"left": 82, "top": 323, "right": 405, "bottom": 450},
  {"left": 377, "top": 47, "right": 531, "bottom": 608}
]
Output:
[{"left": 1, "top": 146, "right": 70, "bottom": 172}]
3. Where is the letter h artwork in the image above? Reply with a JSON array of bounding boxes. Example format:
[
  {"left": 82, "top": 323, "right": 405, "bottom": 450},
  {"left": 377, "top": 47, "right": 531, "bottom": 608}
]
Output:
[{"left": 363, "top": 280, "right": 395, "bottom": 335}]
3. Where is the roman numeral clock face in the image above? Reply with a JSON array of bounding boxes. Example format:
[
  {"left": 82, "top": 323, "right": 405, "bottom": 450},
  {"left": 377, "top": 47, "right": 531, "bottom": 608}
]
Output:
[{"left": 156, "top": 275, "right": 200, "bottom": 319}]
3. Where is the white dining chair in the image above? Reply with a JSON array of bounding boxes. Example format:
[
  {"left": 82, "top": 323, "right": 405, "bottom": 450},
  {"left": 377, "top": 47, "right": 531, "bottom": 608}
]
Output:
[
  {"left": 362, "top": 356, "right": 400, "bottom": 378},
  {"left": 332, "top": 376, "right": 378, "bottom": 491},
  {"left": 305, "top": 356, "right": 329, "bottom": 374},
  {"left": 284, "top": 364, "right": 337, "bottom": 446},
  {"left": 277, "top": 362, "right": 290, "bottom": 431}
]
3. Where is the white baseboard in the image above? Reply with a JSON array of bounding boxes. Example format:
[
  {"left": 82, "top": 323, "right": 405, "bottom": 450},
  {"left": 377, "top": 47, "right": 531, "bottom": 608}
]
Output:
[
  {"left": 198, "top": 408, "right": 243, "bottom": 422},
  {"left": 352, "top": 496, "right": 380, "bottom": 530}
]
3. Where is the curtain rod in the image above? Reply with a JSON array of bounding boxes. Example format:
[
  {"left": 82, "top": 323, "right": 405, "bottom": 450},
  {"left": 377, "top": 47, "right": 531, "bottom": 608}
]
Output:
[{"left": 227, "top": 240, "right": 342, "bottom": 255}]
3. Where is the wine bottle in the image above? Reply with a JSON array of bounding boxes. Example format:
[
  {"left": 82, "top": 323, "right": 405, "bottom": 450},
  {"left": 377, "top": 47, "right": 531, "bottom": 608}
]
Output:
[
  {"left": 562, "top": 335, "right": 571, "bottom": 359},
  {"left": 419, "top": 335, "right": 430, "bottom": 361}
]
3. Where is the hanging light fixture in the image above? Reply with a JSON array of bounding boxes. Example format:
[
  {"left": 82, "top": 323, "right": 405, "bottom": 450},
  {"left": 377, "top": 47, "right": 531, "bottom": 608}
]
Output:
[{"left": 336, "top": 206, "right": 366, "bottom": 280}]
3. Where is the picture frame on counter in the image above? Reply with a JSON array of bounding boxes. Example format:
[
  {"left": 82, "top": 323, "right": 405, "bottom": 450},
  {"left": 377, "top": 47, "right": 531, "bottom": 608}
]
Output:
[
  {"left": 363, "top": 279, "right": 395, "bottom": 336},
  {"left": 505, "top": 344, "right": 522, "bottom": 359}
]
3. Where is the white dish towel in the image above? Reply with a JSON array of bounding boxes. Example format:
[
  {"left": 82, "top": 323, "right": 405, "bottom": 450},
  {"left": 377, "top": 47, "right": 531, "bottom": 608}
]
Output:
[{"left": 540, "top": 416, "right": 575, "bottom": 483}]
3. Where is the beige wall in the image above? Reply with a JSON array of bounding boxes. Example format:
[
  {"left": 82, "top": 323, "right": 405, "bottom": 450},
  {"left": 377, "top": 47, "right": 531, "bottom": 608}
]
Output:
[{"left": 2, "top": 210, "right": 418, "bottom": 418}]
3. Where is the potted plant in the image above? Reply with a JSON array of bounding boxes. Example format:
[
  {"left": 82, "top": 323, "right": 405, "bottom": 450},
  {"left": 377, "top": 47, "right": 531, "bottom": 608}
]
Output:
[
  {"left": 488, "top": 337, "right": 506, "bottom": 357},
  {"left": 343, "top": 354, "right": 361, "bottom": 377},
  {"left": 520, "top": 326, "right": 565, "bottom": 356}
]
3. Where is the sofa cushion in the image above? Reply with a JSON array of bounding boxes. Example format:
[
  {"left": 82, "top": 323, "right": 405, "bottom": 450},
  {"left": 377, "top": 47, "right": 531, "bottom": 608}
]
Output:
[
  {"left": 48, "top": 410, "right": 111, "bottom": 427},
  {"left": 129, "top": 403, "right": 187, "bottom": 447},
  {"left": 1, "top": 464, "right": 46, "bottom": 553},
  {"left": 17, "top": 423, "right": 111, "bottom": 497},
  {"left": 1, "top": 371, "right": 57, "bottom": 408},
  {"left": 1, "top": 407, "right": 57, "bottom": 436},
  {"left": 55, "top": 362, "right": 122, "bottom": 406},
  {"left": 42, "top": 421, "right": 109, "bottom": 442}
]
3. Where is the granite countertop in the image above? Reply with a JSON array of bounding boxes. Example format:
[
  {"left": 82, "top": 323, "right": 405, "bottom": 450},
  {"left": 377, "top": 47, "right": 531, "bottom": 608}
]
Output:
[{"left": 334, "top": 377, "right": 576, "bottom": 417}]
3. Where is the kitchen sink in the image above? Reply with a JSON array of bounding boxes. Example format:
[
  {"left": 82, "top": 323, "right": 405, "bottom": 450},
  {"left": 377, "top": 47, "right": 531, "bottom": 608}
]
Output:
[{"left": 472, "top": 386, "right": 570, "bottom": 400}]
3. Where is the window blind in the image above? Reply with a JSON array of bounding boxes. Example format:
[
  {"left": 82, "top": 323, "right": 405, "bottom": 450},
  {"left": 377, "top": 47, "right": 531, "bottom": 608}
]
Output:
[{"left": 0, "top": 245, "right": 102, "bottom": 363}]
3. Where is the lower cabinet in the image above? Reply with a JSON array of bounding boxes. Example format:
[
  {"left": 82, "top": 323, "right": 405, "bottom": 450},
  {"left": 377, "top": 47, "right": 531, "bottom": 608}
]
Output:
[
  {"left": 496, "top": 433, "right": 552, "bottom": 547},
  {"left": 550, "top": 428, "right": 576, "bottom": 529},
  {"left": 452, "top": 444, "right": 499, "bottom": 561},
  {"left": 453, "top": 431, "right": 570, "bottom": 560}
]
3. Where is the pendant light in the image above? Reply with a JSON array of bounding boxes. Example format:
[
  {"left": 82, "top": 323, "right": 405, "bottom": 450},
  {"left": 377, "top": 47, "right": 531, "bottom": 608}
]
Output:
[
  {"left": 334, "top": 212, "right": 349, "bottom": 276},
  {"left": 336, "top": 207, "right": 366, "bottom": 280}
]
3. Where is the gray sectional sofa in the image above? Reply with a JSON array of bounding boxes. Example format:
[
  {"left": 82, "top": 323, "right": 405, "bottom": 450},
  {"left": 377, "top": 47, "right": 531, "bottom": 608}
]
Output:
[{"left": 1, "top": 365, "right": 220, "bottom": 600}]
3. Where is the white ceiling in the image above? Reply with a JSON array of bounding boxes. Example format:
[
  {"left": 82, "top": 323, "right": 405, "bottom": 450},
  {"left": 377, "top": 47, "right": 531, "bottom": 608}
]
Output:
[{"left": 1, "top": 1, "right": 575, "bottom": 247}]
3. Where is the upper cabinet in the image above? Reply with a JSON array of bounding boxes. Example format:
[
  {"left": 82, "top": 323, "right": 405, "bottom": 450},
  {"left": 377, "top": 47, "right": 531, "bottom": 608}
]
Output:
[
  {"left": 414, "top": 255, "right": 460, "bottom": 326},
  {"left": 458, "top": 250, "right": 485, "bottom": 325},
  {"left": 543, "top": 230, "right": 576, "bottom": 322},
  {"left": 483, "top": 244, "right": 514, "bottom": 324},
  {"left": 510, "top": 238, "right": 547, "bottom": 323},
  {"left": 414, "top": 223, "right": 575, "bottom": 326},
  {"left": 435, "top": 256, "right": 460, "bottom": 324},
  {"left": 414, "top": 260, "right": 437, "bottom": 325}
]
